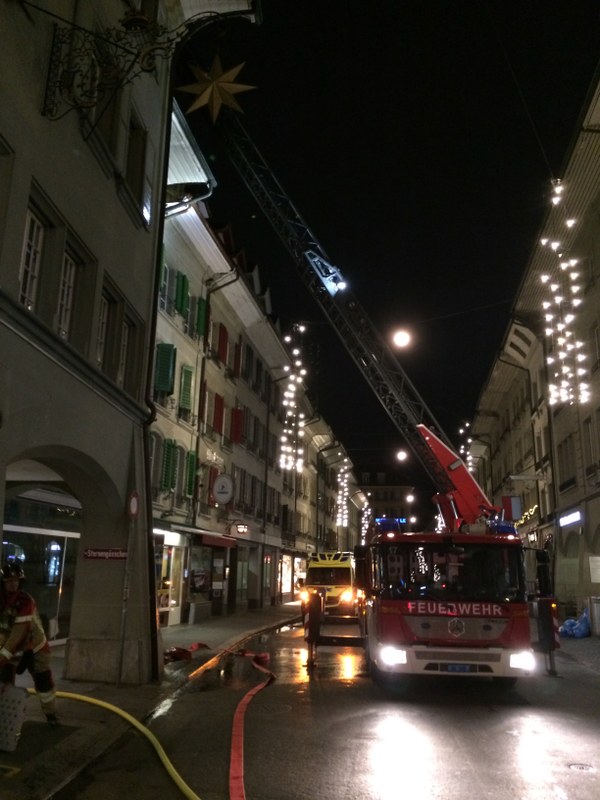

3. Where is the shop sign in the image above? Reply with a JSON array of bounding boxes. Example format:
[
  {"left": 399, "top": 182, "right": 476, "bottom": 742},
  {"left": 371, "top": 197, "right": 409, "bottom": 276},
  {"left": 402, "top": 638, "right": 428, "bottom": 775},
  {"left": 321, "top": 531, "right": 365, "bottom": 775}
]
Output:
[
  {"left": 213, "top": 473, "right": 234, "bottom": 504},
  {"left": 83, "top": 548, "right": 128, "bottom": 560}
]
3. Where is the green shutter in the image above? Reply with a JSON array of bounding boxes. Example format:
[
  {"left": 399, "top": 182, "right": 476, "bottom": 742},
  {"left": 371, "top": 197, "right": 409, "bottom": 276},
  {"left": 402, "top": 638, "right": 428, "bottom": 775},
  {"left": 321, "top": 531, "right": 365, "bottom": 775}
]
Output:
[
  {"left": 196, "top": 296, "right": 207, "bottom": 337},
  {"left": 154, "top": 343, "right": 176, "bottom": 393},
  {"left": 179, "top": 365, "right": 193, "bottom": 410},
  {"left": 160, "top": 439, "right": 177, "bottom": 491},
  {"left": 185, "top": 451, "right": 197, "bottom": 497},
  {"left": 175, "top": 272, "right": 189, "bottom": 315}
]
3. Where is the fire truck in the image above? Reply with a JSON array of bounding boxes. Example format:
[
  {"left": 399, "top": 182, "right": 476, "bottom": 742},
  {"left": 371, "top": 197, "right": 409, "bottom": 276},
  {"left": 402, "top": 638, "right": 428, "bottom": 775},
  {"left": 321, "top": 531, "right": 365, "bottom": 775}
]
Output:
[
  {"left": 354, "top": 426, "right": 535, "bottom": 685},
  {"left": 220, "top": 112, "right": 548, "bottom": 684}
]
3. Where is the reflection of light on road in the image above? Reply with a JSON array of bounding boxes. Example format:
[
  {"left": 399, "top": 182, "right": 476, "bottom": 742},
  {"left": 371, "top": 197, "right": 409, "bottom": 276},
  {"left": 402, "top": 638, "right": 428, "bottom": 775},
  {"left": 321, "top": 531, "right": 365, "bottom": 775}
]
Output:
[
  {"left": 296, "top": 645, "right": 362, "bottom": 682},
  {"left": 340, "top": 653, "right": 358, "bottom": 680},
  {"left": 298, "top": 648, "right": 311, "bottom": 682},
  {"left": 369, "top": 716, "right": 434, "bottom": 799},
  {"left": 516, "top": 715, "right": 565, "bottom": 798}
]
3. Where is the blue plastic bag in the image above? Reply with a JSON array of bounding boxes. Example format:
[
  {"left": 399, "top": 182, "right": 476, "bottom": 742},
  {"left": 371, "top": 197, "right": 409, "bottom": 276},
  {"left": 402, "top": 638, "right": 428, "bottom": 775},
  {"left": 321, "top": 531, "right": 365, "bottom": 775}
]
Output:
[{"left": 559, "top": 608, "right": 590, "bottom": 638}]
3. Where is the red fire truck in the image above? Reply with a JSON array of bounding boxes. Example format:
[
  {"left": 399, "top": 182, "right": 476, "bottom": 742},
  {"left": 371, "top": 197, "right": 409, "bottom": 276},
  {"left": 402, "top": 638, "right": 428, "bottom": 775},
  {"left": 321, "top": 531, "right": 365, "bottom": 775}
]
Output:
[{"left": 355, "top": 426, "right": 536, "bottom": 686}]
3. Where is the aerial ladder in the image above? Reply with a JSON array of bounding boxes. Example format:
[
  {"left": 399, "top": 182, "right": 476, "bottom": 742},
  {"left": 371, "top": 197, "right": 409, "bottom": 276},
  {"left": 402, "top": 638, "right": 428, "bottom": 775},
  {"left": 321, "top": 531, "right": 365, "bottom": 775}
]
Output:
[{"left": 219, "top": 111, "right": 500, "bottom": 534}]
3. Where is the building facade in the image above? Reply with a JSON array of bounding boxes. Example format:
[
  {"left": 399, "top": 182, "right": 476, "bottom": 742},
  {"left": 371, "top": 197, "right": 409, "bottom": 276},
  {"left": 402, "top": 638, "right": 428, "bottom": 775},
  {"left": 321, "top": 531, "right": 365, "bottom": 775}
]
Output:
[
  {"left": 0, "top": 0, "right": 260, "bottom": 683},
  {"left": 471, "top": 71, "right": 600, "bottom": 616},
  {"left": 151, "top": 102, "right": 366, "bottom": 626}
]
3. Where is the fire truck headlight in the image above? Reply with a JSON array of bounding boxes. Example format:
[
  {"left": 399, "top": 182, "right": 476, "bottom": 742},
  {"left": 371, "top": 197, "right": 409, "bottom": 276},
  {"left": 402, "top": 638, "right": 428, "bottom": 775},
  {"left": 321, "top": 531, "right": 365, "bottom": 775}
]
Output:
[
  {"left": 380, "top": 646, "right": 407, "bottom": 666},
  {"left": 340, "top": 589, "right": 354, "bottom": 603},
  {"left": 300, "top": 590, "right": 309, "bottom": 603},
  {"left": 509, "top": 650, "right": 536, "bottom": 672}
]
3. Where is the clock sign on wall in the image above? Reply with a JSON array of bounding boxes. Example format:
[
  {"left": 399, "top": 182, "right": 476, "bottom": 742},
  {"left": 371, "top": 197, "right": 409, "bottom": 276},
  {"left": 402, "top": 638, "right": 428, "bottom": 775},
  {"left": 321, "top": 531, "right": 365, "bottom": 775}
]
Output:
[{"left": 212, "top": 473, "right": 234, "bottom": 504}]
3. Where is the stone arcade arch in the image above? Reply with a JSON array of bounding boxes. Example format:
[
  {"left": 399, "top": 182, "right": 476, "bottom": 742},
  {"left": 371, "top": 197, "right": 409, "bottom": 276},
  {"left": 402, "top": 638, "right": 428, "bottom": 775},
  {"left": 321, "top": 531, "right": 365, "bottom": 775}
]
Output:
[{"left": 2, "top": 440, "right": 156, "bottom": 684}]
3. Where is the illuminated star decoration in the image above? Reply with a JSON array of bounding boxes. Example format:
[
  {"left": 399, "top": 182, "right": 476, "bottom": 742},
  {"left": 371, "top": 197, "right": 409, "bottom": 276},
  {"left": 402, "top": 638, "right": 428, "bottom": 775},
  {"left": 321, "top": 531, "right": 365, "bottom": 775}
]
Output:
[{"left": 177, "top": 55, "right": 255, "bottom": 122}]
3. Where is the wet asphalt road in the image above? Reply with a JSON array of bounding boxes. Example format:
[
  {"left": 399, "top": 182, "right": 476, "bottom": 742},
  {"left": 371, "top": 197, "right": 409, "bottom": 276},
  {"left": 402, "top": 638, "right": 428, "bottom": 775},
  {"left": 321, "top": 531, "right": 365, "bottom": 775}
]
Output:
[{"left": 53, "top": 620, "right": 599, "bottom": 800}]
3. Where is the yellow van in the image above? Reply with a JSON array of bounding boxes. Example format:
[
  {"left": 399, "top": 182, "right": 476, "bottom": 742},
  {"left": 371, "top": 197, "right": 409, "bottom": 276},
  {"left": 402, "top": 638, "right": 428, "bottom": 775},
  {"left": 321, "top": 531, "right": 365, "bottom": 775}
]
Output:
[{"left": 299, "top": 551, "right": 358, "bottom": 619}]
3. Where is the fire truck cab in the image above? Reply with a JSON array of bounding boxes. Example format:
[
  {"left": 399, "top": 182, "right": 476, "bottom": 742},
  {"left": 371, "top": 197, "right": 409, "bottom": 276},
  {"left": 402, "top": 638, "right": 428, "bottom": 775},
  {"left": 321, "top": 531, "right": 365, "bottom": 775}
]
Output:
[{"left": 355, "top": 527, "right": 536, "bottom": 685}]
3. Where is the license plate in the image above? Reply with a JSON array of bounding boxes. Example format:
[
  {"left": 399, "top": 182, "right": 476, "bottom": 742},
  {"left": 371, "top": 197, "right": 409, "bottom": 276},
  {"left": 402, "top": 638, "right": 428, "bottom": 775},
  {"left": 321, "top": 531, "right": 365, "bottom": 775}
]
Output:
[{"left": 446, "top": 663, "right": 473, "bottom": 673}]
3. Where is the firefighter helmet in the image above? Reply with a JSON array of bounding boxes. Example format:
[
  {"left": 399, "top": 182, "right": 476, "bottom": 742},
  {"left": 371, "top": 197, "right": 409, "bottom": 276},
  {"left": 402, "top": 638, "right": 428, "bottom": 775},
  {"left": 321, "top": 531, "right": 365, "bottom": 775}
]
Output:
[{"left": 1, "top": 560, "right": 25, "bottom": 580}]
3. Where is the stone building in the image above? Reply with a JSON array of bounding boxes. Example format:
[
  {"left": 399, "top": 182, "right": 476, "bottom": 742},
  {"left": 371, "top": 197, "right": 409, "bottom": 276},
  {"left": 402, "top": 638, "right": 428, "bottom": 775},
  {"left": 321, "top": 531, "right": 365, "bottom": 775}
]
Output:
[
  {"left": 0, "top": 0, "right": 260, "bottom": 683},
  {"left": 471, "top": 70, "right": 600, "bottom": 617}
]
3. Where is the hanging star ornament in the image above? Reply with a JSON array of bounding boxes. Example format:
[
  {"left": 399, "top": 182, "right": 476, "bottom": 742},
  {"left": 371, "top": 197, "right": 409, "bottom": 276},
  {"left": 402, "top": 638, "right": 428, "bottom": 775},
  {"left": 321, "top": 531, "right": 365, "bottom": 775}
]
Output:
[{"left": 177, "top": 55, "right": 255, "bottom": 122}]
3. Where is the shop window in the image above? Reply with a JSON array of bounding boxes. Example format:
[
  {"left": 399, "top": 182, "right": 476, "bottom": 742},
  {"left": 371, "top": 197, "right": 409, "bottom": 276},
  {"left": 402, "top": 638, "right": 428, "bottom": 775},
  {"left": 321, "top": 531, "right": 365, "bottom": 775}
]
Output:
[{"left": 44, "top": 540, "right": 62, "bottom": 585}]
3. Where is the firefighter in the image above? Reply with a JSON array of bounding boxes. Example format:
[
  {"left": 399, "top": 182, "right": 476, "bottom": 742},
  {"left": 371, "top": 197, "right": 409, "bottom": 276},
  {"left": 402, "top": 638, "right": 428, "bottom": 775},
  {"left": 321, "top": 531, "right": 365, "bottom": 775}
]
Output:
[{"left": 0, "top": 559, "right": 59, "bottom": 726}]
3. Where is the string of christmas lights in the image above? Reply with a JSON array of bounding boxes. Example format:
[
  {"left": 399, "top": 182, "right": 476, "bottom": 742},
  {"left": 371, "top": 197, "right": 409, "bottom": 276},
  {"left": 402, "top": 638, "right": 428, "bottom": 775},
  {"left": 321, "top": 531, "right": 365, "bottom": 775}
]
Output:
[{"left": 540, "top": 179, "right": 590, "bottom": 405}]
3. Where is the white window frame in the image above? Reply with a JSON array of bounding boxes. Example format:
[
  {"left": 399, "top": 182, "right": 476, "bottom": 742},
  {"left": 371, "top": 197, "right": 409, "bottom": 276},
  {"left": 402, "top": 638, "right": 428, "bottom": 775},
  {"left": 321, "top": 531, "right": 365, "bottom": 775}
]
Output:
[
  {"left": 19, "top": 208, "right": 44, "bottom": 311},
  {"left": 57, "top": 251, "right": 77, "bottom": 339}
]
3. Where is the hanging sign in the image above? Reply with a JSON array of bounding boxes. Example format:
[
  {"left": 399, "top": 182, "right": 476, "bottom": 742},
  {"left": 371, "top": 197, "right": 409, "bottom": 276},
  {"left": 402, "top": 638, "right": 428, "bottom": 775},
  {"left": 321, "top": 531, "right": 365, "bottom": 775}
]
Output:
[{"left": 213, "top": 473, "right": 234, "bottom": 504}]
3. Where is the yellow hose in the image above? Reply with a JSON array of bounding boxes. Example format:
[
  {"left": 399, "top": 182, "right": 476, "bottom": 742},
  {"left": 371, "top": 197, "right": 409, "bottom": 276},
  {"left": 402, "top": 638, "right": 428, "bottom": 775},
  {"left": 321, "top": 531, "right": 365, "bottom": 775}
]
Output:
[{"left": 27, "top": 688, "right": 202, "bottom": 800}]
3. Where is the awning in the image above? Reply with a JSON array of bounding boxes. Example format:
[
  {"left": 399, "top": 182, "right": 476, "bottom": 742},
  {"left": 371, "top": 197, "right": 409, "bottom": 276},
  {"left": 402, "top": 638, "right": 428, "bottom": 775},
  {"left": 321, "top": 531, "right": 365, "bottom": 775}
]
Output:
[
  {"left": 201, "top": 534, "right": 236, "bottom": 548},
  {"left": 160, "top": 523, "right": 238, "bottom": 548}
]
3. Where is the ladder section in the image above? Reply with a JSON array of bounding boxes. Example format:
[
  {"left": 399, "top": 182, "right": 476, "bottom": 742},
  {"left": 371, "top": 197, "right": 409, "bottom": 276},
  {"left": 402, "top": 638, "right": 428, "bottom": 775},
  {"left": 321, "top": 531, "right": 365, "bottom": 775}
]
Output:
[{"left": 221, "top": 112, "right": 454, "bottom": 492}]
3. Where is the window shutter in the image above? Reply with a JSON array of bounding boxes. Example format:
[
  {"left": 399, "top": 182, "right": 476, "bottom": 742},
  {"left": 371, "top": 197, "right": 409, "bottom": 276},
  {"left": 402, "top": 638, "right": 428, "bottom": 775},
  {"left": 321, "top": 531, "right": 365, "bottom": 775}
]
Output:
[
  {"left": 154, "top": 344, "right": 176, "bottom": 393},
  {"left": 196, "top": 296, "right": 208, "bottom": 338},
  {"left": 213, "top": 393, "right": 224, "bottom": 434},
  {"left": 160, "top": 439, "right": 177, "bottom": 490},
  {"left": 185, "top": 451, "right": 196, "bottom": 497},
  {"left": 179, "top": 365, "right": 193, "bottom": 410},
  {"left": 233, "top": 341, "right": 241, "bottom": 377},
  {"left": 175, "top": 272, "right": 189, "bottom": 316},
  {"left": 217, "top": 323, "right": 228, "bottom": 363},
  {"left": 231, "top": 407, "right": 244, "bottom": 443}
]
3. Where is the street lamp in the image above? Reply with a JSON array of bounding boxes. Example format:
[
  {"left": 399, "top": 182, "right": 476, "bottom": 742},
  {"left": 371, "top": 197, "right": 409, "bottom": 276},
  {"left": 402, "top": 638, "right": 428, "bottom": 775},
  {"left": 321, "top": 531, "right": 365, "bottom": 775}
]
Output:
[{"left": 392, "top": 328, "right": 411, "bottom": 348}]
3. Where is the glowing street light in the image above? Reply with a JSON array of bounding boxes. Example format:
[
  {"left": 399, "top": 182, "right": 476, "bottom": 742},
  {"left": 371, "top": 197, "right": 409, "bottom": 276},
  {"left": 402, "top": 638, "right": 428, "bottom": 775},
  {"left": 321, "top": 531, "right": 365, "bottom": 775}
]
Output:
[{"left": 392, "top": 328, "right": 411, "bottom": 348}]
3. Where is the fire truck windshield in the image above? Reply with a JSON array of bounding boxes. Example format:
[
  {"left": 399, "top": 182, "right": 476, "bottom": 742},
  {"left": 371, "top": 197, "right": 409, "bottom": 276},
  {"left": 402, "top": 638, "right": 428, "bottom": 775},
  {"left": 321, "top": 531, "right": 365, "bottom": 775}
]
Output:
[{"left": 377, "top": 542, "right": 526, "bottom": 604}]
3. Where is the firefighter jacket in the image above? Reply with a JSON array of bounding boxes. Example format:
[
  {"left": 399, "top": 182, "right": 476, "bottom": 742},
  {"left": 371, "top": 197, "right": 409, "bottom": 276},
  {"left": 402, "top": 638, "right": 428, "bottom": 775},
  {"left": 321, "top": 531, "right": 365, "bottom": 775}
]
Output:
[{"left": 0, "top": 588, "right": 49, "bottom": 662}]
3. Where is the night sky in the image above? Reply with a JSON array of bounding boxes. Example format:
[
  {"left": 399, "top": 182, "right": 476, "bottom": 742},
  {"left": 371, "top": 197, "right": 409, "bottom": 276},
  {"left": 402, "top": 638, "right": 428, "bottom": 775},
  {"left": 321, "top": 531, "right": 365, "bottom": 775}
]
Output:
[{"left": 175, "top": 1, "right": 600, "bottom": 493}]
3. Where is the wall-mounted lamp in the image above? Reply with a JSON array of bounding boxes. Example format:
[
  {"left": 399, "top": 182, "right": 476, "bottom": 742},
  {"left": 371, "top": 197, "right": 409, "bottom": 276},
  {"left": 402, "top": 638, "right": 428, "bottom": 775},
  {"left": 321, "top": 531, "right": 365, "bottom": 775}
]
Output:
[{"left": 227, "top": 520, "right": 249, "bottom": 535}]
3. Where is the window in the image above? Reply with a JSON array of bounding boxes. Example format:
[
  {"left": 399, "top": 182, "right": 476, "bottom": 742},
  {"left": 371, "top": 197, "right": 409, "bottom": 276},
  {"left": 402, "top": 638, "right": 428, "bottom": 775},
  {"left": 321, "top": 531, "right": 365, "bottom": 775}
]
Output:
[
  {"left": 160, "top": 439, "right": 177, "bottom": 492},
  {"left": 185, "top": 452, "right": 197, "bottom": 498},
  {"left": 213, "top": 393, "right": 224, "bottom": 436},
  {"left": 149, "top": 432, "right": 162, "bottom": 497},
  {"left": 196, "top": 296, "right": 208, "bottom": 339},
  {"left": 96, "top": 293, "right": 111, "bottom": 368},
  {"left": 57, "top": 252, "right": 77, "bottom": 339},
  {"left": 154, "top": 343, "right": 176, "bottom": 400},
  {"left": 202, "top": 387, "right": 215, "bottom": 437},
  {"left": 159, "top": 263, "right": 176, "bottom": 315},
  {"left": 19, "top": 209, "right": 45, "bottom": 311},
  {"left": 174, "top": 445, "right": 187, "bottom": 508},
  {"left": 557, "top": 434, "right": 577, "bottom": 492},
  {"left": 125, "top": 111, "right": 149, "bottom": 216},
  {"left": 175, "top": 272, "right": 189, "bottom": 316},
  {"left": 242, "top": 343, "right": 254, "bottom": 382},
  {"left": 178, "top": 365, "right": 193, "bottom": 421},
  {"left": 116, "top": 318, "right": 132, "bottom": 388},
  {"left": 217, "top": 322, "right": 229, "bottom": 363}
]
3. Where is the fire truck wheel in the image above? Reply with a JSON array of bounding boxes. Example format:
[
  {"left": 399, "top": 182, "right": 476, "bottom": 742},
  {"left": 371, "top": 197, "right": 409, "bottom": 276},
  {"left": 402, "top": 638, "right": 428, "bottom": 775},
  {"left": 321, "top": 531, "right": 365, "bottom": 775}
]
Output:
[{"left": 493, "top": 677, "right": 517, "bottom": 689}]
